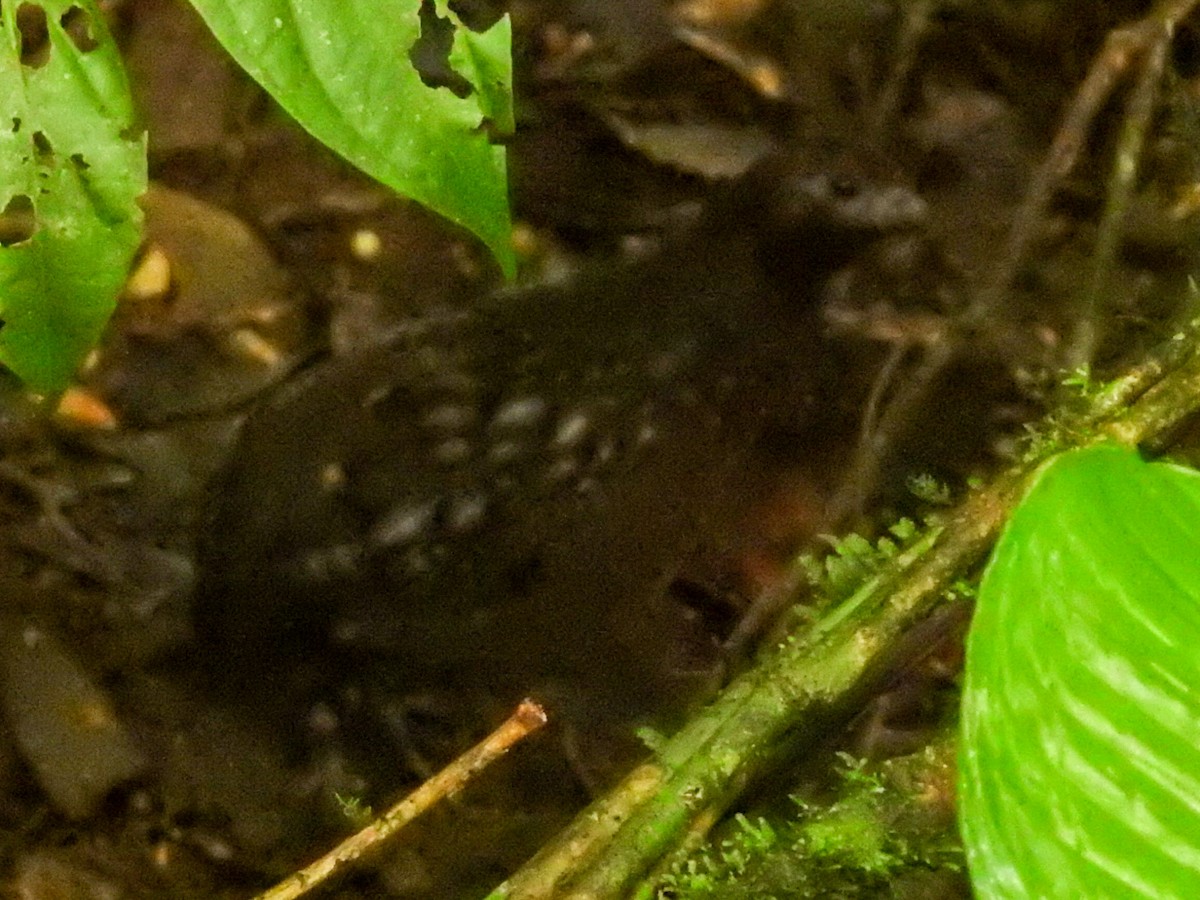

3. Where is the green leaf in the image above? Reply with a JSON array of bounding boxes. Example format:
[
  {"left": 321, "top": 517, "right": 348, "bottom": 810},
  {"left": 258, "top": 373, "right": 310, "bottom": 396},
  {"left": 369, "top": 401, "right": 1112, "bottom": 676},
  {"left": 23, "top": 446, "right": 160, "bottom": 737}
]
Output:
[
  {"left": 960, "top": 443, "right": 1200, "bottom": 898},
  {"left": 187, "top": 0, "right": 515, "bottom": 277},
  {"left": 0, "top": 1, "right": 146, "bottom": 392}
]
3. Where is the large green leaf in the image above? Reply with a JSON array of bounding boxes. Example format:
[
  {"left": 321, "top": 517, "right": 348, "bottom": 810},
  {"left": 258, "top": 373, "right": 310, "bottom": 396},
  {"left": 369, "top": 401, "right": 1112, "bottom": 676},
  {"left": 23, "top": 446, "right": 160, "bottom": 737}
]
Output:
[
  {"left": 960, "top": 443, "right": 1200, "bottom": 897},
  {"left": 0, "top": 1, "right": 146, "bottom": 392},
  {"left": 187, "top": 0, "right": 514, "bottom": 277}
]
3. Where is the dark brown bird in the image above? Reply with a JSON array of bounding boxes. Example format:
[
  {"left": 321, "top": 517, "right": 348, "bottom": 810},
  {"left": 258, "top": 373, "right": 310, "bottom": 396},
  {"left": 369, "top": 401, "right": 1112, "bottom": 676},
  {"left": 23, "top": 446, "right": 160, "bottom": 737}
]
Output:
[{"left": 194, "top": 154, "right": 926, "bottom": 727}]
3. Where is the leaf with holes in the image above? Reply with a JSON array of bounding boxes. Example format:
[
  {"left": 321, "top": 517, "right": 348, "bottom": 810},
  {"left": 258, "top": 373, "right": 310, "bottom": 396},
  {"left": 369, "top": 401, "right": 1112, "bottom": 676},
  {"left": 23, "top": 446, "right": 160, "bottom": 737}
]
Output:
[
  {"left": 187, "top": 0, "right": 515, "bottom": 277},
  {"left": 959, "top": 443, "right": 1200, "bottom": 897},
  {"left": 0, "top": 0, "right": 146, "bottom": 392}
]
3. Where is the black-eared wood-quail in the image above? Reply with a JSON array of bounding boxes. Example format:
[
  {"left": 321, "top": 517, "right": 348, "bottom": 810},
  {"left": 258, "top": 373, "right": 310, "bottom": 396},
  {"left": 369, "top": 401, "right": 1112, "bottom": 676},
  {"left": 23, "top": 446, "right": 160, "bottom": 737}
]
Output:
[{"left": 195, "top": 154, "right": 927, "bottom": 725}]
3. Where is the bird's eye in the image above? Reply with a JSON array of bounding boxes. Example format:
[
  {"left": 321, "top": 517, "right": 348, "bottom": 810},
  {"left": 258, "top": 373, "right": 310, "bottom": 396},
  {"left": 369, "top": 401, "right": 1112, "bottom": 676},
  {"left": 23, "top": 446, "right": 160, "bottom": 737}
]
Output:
[{"left": 830, "top": 176, "right": 860, "bottom": 198}]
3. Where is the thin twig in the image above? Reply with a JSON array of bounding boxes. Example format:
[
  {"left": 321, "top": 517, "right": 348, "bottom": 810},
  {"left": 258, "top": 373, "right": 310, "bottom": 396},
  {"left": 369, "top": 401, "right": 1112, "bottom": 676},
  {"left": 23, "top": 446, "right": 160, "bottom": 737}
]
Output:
[
  {"left": 256, "top": 699, "right": 548, "bottom": 900},
  {"left": 826, "top": 341, "right": 913, "bottom": 527},
  {"left": 970, "top": 0, "right": 1200, "bottom": 327},
  {"left": 1070, "top": 19, "right": 1171, "bottom": 366},
  {"left": 867, "top": 0, "right": 936, "bottom": 141},
  {"left": 967, "top": 22, "right": 1144, "bottom": 324}
]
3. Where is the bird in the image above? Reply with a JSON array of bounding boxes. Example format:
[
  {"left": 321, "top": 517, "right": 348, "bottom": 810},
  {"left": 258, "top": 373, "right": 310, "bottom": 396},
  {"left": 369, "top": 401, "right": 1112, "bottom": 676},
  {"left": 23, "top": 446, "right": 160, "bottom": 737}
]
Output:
[{"left": 193, "top": 151, "right": 928, "bottom": 732}]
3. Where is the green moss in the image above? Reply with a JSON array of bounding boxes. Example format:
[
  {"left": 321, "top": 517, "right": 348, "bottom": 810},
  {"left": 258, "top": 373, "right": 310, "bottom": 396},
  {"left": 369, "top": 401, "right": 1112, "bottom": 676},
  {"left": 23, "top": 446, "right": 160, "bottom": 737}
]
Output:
[
  {"left": 796, "top": 517, "right": 926, "bottom": 610},
  {"left": 657, "top": 748, "right": 964, "bottom": 899}
]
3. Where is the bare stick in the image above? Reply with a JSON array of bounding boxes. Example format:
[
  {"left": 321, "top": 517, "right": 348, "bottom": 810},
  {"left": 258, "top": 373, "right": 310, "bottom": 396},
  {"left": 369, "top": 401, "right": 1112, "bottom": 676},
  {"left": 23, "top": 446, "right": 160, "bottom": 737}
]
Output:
[
  {"left": 970, "top": 0, "right": 1200, "bottom": 326},
  {"left": 867, "top": 0, "right": 936, "bottom": 140},
  {"left": 1070, "top": 19, "right": 1171, "bottom": 365},
  {"left": 254, "top": 699, "right": 548, "bottom": 900}
]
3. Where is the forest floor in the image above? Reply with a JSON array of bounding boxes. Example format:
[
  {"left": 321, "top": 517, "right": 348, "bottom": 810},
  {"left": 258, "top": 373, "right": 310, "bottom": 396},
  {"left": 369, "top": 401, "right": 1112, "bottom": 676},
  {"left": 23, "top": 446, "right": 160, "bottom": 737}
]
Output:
[{"left": 1, "top": 1, "right": 1197, "bottom": 897}]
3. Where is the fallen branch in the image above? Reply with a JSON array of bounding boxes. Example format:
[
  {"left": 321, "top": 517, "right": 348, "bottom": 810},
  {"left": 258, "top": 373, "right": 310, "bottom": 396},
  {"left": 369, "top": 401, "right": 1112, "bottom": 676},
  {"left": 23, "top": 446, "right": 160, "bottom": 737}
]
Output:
[{"left": 255, "top": 699, "right": 547, "bottom": 900}]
